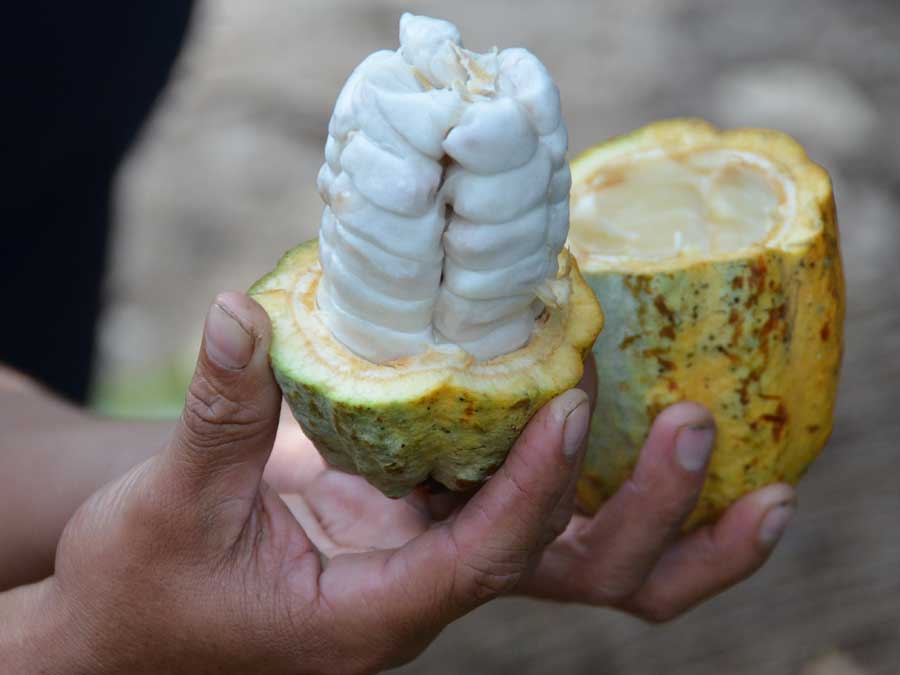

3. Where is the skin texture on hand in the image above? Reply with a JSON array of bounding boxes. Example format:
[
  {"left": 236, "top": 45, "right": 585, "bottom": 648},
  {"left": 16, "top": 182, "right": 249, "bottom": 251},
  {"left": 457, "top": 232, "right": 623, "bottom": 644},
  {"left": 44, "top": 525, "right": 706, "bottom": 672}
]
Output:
[
  {"left": 2, "top": 293, "right": 594, "bottom": 674},
  {"left": 0, "top": 292, "right": 795, "bottom": 673}
]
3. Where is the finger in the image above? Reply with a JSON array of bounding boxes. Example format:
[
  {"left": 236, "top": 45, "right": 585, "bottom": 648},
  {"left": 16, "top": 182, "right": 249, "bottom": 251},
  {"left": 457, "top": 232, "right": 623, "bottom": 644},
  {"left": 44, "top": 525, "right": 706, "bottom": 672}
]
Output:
[
  {"left": 540, "top": 354, "right": 599, "bottom": 546},
  {"left": 559, "top": 402, "right": 716, "bottom": 598},
  {"left": 426, "top": 388, "right": 590, "bottom": 617},
  {"left": 161, "top": 292, "right": 282, "bottom": 504},
  {"left": 539, "top": 443, "right": 586, "bottom": 550},
  {"left": 622, "top": 483, "right": 796, "bottom": 622},
  {"left": 447, "top": 388, "right": 591, "bottom": 599}
]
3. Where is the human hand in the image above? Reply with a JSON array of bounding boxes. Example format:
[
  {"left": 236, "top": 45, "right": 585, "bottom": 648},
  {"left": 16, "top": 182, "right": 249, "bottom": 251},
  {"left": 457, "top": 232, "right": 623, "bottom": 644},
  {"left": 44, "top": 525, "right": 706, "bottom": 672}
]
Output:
[
  {"left": 266, "top": 358, "right": 795, "bottom": 623},
  {"left": 33, "top": 292, "right": 592, "bottom": 674},
  {"left": 519, "top": 396, "right": 796, "bottom": 620}
]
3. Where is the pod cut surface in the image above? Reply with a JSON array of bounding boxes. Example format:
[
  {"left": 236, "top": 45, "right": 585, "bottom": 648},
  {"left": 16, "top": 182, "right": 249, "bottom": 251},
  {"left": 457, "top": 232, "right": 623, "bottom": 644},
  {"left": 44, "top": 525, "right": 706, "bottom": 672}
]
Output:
[
  {"left": 250, "top": 241, "right": 602, "bottom": 497},
  {"left": 569, "top": 119, "right": 844, "bottom": 528}
]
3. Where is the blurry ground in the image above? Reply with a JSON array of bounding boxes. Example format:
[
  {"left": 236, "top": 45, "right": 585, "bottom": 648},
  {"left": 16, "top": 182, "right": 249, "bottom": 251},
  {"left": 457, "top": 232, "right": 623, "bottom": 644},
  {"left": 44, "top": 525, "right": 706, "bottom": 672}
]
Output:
[{"left": 95, "top": 0, "right": 900, "bottom": 672}]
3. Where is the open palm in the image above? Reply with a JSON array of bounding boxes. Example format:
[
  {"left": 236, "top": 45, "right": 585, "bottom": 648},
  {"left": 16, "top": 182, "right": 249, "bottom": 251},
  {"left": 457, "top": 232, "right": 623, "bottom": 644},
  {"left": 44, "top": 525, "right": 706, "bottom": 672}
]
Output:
[{"left": 264, "top": 403, "right": 468, "bottom": 558}]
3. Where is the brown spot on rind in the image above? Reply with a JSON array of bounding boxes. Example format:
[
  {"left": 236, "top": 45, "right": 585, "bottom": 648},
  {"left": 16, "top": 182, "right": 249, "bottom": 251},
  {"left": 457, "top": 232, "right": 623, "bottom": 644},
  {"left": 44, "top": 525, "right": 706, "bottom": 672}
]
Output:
[
  {"left": 654, "top": 294, "right": 676, "bottom": 323},
  {"left": 620, "top": 334, "right": 640, "bottom": 349},
  {"left": 624, "top": 275, "right": 653, "bottom": 304},
  {"left": 716, "top": 345, "right": 741, "bottom": 365},
  {"left": 758, "top": 303, "right": 787, "bottom": 358},
  {"left": 737, "top": 369, "right": 761, "bottom": 406},
  {"left": 625, "top": 276, "right": 653, "bottom": 320},
  {"left": 727, "top": 306, "right": 745, "bottom": 348},
  {"left": 731, "top": 277, "right": 744, "bottom": 290},
  {"left": 745, "top": 257, "right": 768, "bottom": 308},
  {"left": 760, "top": 402, "right": 788, "bottom": 442},
  {"left": 820, "top": 322, "right": 830, "bottom": 341},
  {"left": 659, "top": 325, "right": 676, "bottom": 340},
  {"left": 642, "top": 348, "right": 677, "bottom": 371},
  {"left": 657, "top": 358, "right": 676, "bottom": 372}
]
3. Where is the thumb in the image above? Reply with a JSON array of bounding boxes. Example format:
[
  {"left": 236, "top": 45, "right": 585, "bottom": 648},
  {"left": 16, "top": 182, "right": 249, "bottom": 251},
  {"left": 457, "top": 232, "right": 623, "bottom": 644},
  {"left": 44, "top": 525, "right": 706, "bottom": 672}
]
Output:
[{"left": 161, "top": 291, "right": 282, "bottom": 502}]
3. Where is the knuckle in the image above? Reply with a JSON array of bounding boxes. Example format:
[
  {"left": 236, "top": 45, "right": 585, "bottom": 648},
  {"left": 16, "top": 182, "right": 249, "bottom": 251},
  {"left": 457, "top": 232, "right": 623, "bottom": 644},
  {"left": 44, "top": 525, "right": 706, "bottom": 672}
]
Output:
[
  {"left": 456, "top": 548, "right": 528, "bottom": 605},
  {"left": 182, "top": 376, "right": 268, "bottom": 448},
  {"left": 498, "top": 458, "right": 545, "bottom": 508},
  {"left": 505, "top": 466, "right": 535, "bottom": 502},
  {"left": 622, "top": 474, "right": 695, "bottom": 530},
  {"left": 620, "top": 475, "right": 652, "bottom": 504},
  {"left": 184, "top": 376, "right": 238, "bottom": 426},
  {"left": 463, "top": 563, "right": 520, "bottom": 604},
  {"left": 576, "top": 554, "right": 649, "bottom": 605},
  {"left": 689, "top": 527, "right": 723, "bottom": 566}
]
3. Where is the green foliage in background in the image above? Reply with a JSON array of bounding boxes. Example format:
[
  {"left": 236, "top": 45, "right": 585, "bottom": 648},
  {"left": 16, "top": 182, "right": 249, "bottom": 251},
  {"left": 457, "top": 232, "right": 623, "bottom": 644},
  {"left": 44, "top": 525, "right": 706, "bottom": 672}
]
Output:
[{"left": 90, "top": 361, "right": 193, "bottom": 420}]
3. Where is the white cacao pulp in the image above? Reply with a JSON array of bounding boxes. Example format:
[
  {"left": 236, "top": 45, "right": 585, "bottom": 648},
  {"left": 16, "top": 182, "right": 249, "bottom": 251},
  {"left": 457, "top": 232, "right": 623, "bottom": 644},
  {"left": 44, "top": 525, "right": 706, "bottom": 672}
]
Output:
[{"left": 316, "top": 13, "right": 570, "bottom": 363}]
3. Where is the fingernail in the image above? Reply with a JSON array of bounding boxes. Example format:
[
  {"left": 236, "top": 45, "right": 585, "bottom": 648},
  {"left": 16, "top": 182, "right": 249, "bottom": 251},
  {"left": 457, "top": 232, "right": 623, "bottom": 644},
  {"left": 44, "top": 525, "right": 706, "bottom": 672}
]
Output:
[
  {"left": 557, "top": 390, "right": 590, "bottom": 461},
  {"left": 758, "top": 503, "right": 795, "bottom": 548},
  {"left": 205, "top": 302, "right": 254, "bottom": 369},
  {"left": 675, "top": 423, "right": 715, "bottom": 473}
]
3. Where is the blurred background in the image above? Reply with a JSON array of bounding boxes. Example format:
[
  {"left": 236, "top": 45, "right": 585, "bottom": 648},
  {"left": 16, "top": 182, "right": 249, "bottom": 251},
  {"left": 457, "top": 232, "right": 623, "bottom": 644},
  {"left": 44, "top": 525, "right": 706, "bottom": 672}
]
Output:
[{"left": 87, "top": 0, "right": 898, "bottom": 672}]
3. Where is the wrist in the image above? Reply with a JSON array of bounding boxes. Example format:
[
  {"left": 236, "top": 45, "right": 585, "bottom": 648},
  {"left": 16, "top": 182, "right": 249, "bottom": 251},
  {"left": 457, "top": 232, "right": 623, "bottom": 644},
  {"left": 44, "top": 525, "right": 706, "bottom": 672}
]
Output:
[{"left": 0, "top": 577, "right": 94, "bottom": 673}]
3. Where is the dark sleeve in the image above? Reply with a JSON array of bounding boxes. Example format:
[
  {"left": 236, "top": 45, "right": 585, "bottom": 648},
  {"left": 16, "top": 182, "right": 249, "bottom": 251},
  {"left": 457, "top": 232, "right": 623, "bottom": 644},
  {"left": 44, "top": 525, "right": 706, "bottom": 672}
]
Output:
[{"left": 1, "top": 2, "right": 194, "bottom": 403}]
